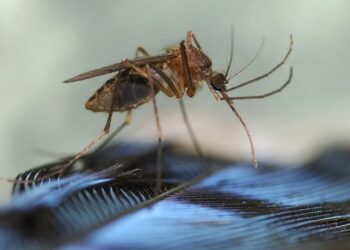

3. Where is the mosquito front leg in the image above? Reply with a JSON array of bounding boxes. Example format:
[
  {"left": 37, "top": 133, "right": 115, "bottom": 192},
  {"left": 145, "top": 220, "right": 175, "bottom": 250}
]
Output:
[
  {"left": 221, "top": 91, "right": 257, "bottom": 168},
  {"left": 180, "top": 41, "right": 195, "bottom": 96}
]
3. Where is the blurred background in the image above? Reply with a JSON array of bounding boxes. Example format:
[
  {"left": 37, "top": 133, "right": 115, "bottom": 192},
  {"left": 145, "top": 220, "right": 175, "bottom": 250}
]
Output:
[{"left": 0, "top": 0, "right": 349, "bottom": 203}]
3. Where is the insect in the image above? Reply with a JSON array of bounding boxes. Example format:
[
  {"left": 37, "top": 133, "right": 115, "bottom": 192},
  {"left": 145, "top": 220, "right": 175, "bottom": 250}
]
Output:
[{"left": 59, "top": 31, "right": 293, "bottom": 179}]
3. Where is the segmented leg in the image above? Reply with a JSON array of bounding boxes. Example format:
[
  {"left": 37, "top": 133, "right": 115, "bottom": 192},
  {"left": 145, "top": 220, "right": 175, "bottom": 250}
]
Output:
[
  {"left": 135, "top": 46, "right": 150, "bottom": 57},
  {"left": 221, "top": 91, "right": 257, "bottom": 168},
  {"left": 146, "top": 64, "right": 163, "bottom": 191},
  {"left": 93, "top": 110, "right": 132, "bottom": 154},
  {"left": 121, "top": 59, "right": 174, "bottom": 97},
  {"left": 58, "top": 80, "right": 118, "bottom": 174},
  {"left": 147, "top": 63, "right": 202, "bottom": 158},
  {"left": 187, "top": 31, "right": 202, "bottom": 50},
  {"left": 58, "top": 109, "right": 132, "bottom": 176},
  {"left": 179, "top": 98, "right": 204, "bottom": 158},
  {"left": 150, "top": 64, "right": 181, "bottom": 97},
  {"left": 121, "top": 59, "right": 164, "bottom": 190},
  {"left": 180, "top": 41, "right": 195, "bottom": 95}
]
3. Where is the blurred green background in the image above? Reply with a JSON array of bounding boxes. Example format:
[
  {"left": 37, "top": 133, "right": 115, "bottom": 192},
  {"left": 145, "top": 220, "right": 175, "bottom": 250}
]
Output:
[{"left": 0, "top": 0, "right": 349, "bottom": 203}]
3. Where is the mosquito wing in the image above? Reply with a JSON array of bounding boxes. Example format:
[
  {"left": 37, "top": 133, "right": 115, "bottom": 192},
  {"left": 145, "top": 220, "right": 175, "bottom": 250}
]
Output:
[{"left": 64, "top": 53, "right": 176, "bottom": 83}]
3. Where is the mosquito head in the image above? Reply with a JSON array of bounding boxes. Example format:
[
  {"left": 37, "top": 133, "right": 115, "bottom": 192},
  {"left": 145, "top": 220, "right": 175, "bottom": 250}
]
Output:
[{"left": 210, "top": 72, "right": 228, "bottom": 91}]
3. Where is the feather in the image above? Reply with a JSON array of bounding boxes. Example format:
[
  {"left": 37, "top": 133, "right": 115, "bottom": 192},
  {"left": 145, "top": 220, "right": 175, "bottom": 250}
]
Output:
[{"left": 1, "top": 143, "right": 350, "bottom": 249}]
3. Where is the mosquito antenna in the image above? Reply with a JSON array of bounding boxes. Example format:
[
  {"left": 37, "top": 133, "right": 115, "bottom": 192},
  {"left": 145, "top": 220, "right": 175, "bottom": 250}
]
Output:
[
  {"left": 221, "top": 91, "right": 257, "bottom": 167},
  {"left": 227, "top": 35, "right": 293, "bottom": 92},
  {"left": 227, "top": 37, "right": 265, "bottom": 81},
  {"left": 225, "top": 27, "right": 234, "bottom": 78}
]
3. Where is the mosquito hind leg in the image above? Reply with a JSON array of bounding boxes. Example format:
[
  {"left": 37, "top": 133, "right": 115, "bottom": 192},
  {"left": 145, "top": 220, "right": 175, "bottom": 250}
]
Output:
[
  {"left": 93, "top": 110, "right": 132, "bottom": 154},
  {"left": 135, "top": 47, "right": 150, "bottom": 57},
  {"left": 186, "top": 31, "right": 202, "bottom": 50},
  {"left": 28, "top": 109, "right": 131, "bottom": 182},
  {"left": 55, "top": 80, "right": 124, "bottom": 177},
  {"left": 37, "top": 116, "right": 112, "bottom": 180},
  {"left": 56, "top": 108, "right": 114, "bottom": 176}
]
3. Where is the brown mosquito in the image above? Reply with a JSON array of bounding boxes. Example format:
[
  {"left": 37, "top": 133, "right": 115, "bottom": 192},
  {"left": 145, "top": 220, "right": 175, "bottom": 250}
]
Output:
[
  {"left": 55, "top": 31, "right": 294, "bottom": 181},
  {"left": 0, "top": 31, "right": 293, "bottom": 185},
  {"left": 2, "top": 31, "right": 293, "bottom": 186},
  {"left": 62, "top": 31, "right": 293, "bottom": 176}
]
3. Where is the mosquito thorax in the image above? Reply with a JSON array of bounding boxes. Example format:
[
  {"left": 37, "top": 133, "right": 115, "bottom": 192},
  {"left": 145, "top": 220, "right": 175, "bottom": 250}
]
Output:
[{"left": 210, "top": 73, "right": 227, "bottom": 91}]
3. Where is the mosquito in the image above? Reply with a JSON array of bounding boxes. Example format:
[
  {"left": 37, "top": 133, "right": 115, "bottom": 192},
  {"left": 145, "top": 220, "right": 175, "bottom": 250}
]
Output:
[
  {"left": 57, "top": 31, "right": 294, "bottom": 180},
  {"left": 0, "top": 31, "right": 293, "bottom": 185}
]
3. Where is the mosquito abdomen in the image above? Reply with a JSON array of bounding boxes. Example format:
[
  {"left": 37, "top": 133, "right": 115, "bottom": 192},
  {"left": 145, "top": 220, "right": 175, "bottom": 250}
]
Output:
[{"left": 85, "top": 69, "right": 156, "bottom": 112}]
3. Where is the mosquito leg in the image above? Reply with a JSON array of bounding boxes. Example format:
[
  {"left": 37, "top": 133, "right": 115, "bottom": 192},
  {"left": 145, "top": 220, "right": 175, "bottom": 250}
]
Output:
[
  {"left": 178, "top": 98, "right": 204, "bottom": 159},
  {"left": 8, "top": 109, "right": 131, "bottom": 184},
  {"left": 180, "top": 41, "right": 195, "bottom": 95},
  {"left": 121, "top": 59, "right": 174, "bottom": 97},
  {"left": 187, "top": 32, "right": 202, "bottom": 49},
  {"left": 145, "top": 65, "right": 203, "bottom": 161},
  {"left": 104, "top": 108, "right": 114, "bottom": 133},
  {"left": 147, "top": 65, "right": 207, "bottom": 167},
  {"left": 144, "top": 65, "right": 202, "bottom": 159},
  {"left": 37, "top": 123, "right": 110, "bottom": 180},
  {"left": 149, "top": 64, "right": 181, "bottom": 97},
  {"left": 145, "top": 64, "right": 163, "bottom": 191},
  {"left": 135, "top": 47, "right": 150, "bottom": 57},
  {"left": 56, "top": 78, "right": 123, "bottom": 176},
  {"left": 227, "top": 35, "right": 293, "bottom": 92},
  {"left": 93, "top": 110, "right": 132, "bottom": 154},
  {"left": 223, "top": 67, "right": 293, "bottom": 100},
  {"left": 149, "top": 63, "right": 204, "bottom": 157},
  {"left": 56, "top": 109, "right": 114, "bottom": 176}
]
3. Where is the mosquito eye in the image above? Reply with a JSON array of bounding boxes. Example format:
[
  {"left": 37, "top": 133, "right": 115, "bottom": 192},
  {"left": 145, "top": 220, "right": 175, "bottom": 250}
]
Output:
[{"left": 211, "top": 74, "right": 227, "bottom": 91}]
